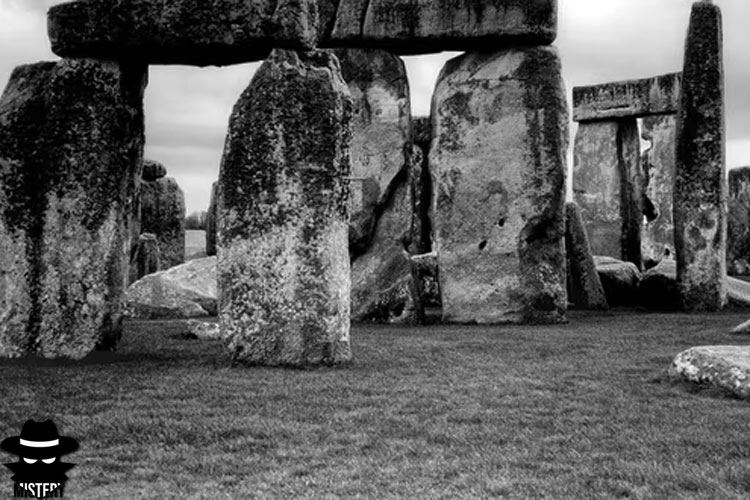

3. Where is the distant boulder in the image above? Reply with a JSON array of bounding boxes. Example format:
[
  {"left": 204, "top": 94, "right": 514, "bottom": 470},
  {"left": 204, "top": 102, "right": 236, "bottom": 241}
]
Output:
[
  {"left": 125, "top": 256, "right": 216, "bottom": 319},
  {"left": 594, "top": 256, "right": 641, "bottom": 306}
]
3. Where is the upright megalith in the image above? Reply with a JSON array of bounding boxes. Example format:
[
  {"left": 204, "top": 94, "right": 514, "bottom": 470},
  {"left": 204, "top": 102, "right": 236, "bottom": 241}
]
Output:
[
  {"left": 332, "top": 48, "right": 411, "bottom": 255},
  {"left": 0, "top": 59, "right": 145, "bottom": 359},
  {"left": 565, "top": 202, "right": 608, "bottom": 310},
  {"left": 218, "top": 49, "right": 353, "bottom": 366},
  {"left": 674, "top": 1, "right": 726, "bottom": 311},
  {"left": 572, "top": 119, "right": 643, "bottom": 267},
  {"left": 727, "top": 167, "right": 750, "bottom": 275},
  {"left": 205, "top": 181, "right": 219, "bottom": 257},
  {"left": 333, "top": 48, "right": 414, "bottom": 322},
  {"left": 140, "top": 176, "right": 186, "bottom": 270},
  {"left": 641, "top": 115, "right": 677, "bottom": 265},
  {"left": 430, "top": 48, "right": 568, "bottom": 324},
  {"left": 48, "top": 0, "right": 320, "bottom": 66}
]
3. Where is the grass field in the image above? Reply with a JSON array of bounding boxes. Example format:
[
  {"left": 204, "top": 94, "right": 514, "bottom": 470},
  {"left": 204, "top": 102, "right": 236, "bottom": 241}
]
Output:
[{"left": 2, "top": 310, "right": 750, "bottom": 499}]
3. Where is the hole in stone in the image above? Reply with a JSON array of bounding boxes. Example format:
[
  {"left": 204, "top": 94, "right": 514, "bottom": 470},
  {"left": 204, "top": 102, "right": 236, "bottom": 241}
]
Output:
[
  {"left": 478, "top": 240, "right": 488, "bottom": 250},
  {"left": 498, "top": 217, "right": 506, "bottom": 227}
]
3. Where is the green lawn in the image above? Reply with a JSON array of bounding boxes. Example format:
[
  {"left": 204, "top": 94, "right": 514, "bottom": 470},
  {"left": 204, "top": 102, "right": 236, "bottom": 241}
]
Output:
[{"left": 2, "top": 310, "right": 750, "bottom": 499}]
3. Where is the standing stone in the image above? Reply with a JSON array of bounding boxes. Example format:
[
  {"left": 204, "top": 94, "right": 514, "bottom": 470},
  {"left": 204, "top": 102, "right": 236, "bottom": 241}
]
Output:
[
  {"left": 0, "top": 59, "right": 145, "bottom": 359},
  {"left": 572, "top": 119, "right": 643, "bottom": 267},
  {"left": 674, "top": 1, "right": 726, "bottom": 311},
  {"left": 205, "top": 181, "right": 218, "bottom": 257},
  {"left": 142, "top": 158, "right": 167, "bottom": 182},
  {"left": 430, "top": 48, "right": 568, "bottom": 324},
  {"left": 565, "top": 202, "right": 608, "bottom": 310},
  {"left": 411, "top": 116, "right": 432, "bottom": 255},
  {"left": 140, "top": 176, "right": 186, "bottom": 270},
  {"left": 332, "top": 48, "right": 411, "bottom": 256},
  {"left": 641, "top": 115, "right": 677, "bottom": 265},
  {"left": 218, "top": 49, "right": 352, "bottom": 366},
  {"left": 134, "top": 233, "right": 160, "bottom": 280},
  {"left": 728, "top": 167, "right": 750, "bottom": 275}
]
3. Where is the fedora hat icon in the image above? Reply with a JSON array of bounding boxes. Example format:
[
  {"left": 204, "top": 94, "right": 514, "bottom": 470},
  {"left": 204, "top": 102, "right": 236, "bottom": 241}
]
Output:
[{"left": 1, "top": 420, "right": 79, "bottom": 459}]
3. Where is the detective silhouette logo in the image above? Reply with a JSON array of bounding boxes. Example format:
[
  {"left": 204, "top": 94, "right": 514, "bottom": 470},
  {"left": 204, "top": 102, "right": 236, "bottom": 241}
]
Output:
[{"left": 1, "top": 420, "right": 79, "bottom": 499}]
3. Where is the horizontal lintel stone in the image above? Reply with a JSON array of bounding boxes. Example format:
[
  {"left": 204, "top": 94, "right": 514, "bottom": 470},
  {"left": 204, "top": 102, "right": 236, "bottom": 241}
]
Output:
[
  {"left": 48, "top": 0, "right": 319, "bottom": 66},
  {"left": 572, "top": 72, "right": 682, "bottom": 122}
]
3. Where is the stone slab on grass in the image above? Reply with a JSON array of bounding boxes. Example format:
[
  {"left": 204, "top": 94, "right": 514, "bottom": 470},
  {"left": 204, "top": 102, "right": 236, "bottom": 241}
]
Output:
[{"left": 670, "top": 346, "right": 750, "bottom": 399}]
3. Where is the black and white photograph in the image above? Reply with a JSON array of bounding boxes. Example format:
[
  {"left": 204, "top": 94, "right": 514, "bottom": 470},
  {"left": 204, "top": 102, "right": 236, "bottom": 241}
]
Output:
[{"left": 1, "top": 0, "right": 750, "bottom": 497}]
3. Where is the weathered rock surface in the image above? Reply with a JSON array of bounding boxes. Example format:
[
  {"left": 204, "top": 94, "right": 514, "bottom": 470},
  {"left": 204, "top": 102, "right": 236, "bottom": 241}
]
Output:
[
  {"left": 326, "top": 0, "right": 558, "bottom": 54},
  {"left": 669, "top": 346, "right": 750, "bottom": 399},
  {"left": 572, "top": 72, "right": 681, "bottom": 122},
  {"left": 565, "top": 202, "right": 608, "bottom": 310},
  {"left": 125, "top": 256, "right": 217, "bottom": 319},
  {"left": 410, "top": 118, "right": 432, "bottom": 256},
  {"left": 674, "top": 1, "right": 726, "bottom": 311},
  {"left": 131, "top": 233, "right": 160, "bottom": 283},
  {"left": 728, "top": 167, "right": 750, "bottom": 275},
  {"left": 333, "top": 48, "right": 410, "bottom": 256},
  {"left": 0, "top": 59, "right": 145, "bottom": 359},
  {"left": 573, "top": 119, "right": 643, "bottom": 266},
  {"left": 186, "top": 319, "right": 222, "bottom": 340},
  {"left": 142, "top": 158, "right": 167, "bottom": 182},
  {"left": 430, "top": 48, "right": 568, "bottom": 324},
  {"left": 641, "top": 115, "right": 677, "bottom": 265},
  {"left": 638, "top": 259, "right": 680, "bottom": 310},
  {"left": 727, "top": 276, "right": 750, "bottom": 308},
  {"left": 48, "top": 0, "right": 319, "bottom": 66},
  {"left": 218, "top": 49, "right": 352, "bottom": 366},
  {"left": 351, "top": 180, "right": 413, "bottom": 323},
  {"left": 594, "top": 256, "right": 641, "bottom": 307},
  {"left": 141, "top": 176, "right": 186, "bottom": 270},
  {"left": 205, "top": 181, "right": 218, "bottom": 257}
]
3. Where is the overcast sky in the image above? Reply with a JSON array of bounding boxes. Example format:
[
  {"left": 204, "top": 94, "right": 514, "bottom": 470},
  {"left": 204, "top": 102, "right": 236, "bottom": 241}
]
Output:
[{"left": 1, "top": 0, "right": 749, "bottom": 213}]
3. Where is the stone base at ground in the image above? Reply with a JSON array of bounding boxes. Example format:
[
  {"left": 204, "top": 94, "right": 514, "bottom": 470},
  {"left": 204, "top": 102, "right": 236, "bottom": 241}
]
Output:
[
  {"left": 670, "top": 346, "right": 750, "bottom": 399},
  {"left": 126, "top": 257, "right": 217, "bottom": 319},
  {"left": 638, "top": 259, "right": 679, "bottom": 310}
]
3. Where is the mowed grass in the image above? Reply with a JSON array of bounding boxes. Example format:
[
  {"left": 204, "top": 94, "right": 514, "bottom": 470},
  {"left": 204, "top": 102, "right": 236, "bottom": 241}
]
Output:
[{"left": 2, "top": 311, "right": 750, "bottom": 499}]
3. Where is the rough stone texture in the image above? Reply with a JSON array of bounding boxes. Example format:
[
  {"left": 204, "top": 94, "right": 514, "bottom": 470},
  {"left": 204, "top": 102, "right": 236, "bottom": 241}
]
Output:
[
  {"left": 594, "top": 256, "right": 641, "bottom": 307},
  {"left": 430, "top": 48, "right": 568, "bottom": 324},
  {"left": 0, "top": 59, "right": 145, "bottom": 359},
  {"left": 125, "top": 256, "right": 217, "bottom": 319},
  {"left": 572, "top": 72, "right": 681, "bottom": 122},
  {"left": 332, "top": 48, "right": 411, "bottom": 256},
  {"left": 638, "top": 259, "right": 680, "bottom": 311},
  {"left": 186, "top": 319, "right": 222, "bottom": 340},
  {"left": 142, "top": 158, "right": 167, "bottom": 182},
  {"left": 669, "top": 346, "right": 750, "bottom": 399},
  {"left": 350, "top": 179, "right": 413, "bottom": 323},
  {"left": 141, "top": 176, "right": 186, "bottom": 270},
  {"left": 410, "top": 119, "right": 432, "bottom": 256},
  {"left": 218, "top": 49, "right": 353, "bottom": 367},
  {"left": 48, "top": 0, "right": 319, "bottom": 66},
  {"left": 728, "top": 167, "right": 750, "bottom": 275},
  {"left": 565, "top": 202, "right": 608, "bottom": 310},
  {"left": 205, "top": 181, "right": 218, "bottom": 257},
  {"left": 727, "top": 276, "right": 750, "bottom": 308},
  {"left": 674, "top": 1, "right": 727, "bottom": 311},
  {"left": 641, "top": 115, "right": 677, "bottom": 265},
  {"left": 325, "top": 0, "right": 557, "bottom": 54},
  {"left": 132, "top": 232, "right": 160, "bottom": 282},
  {"left": 573, "top": 119, "right": 643, "bottom": 267}
]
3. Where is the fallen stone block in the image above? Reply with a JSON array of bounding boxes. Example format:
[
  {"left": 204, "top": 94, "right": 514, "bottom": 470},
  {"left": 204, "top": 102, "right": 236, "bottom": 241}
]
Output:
[
  {"left": 669, "top": 346, "right": 750, "bottom": 399},
  {"left": 727, "top": 276, "right": 750, "bottom": 308},
  {"left": 48, "top": 0, "right": 319, "bottom": 66},
  {"left": 431, "top": 47, "right": 568, "bottom": 324},
  {"left": 326, "top": 0, "right": 557, "bottom": 54},
  {"left": 572, "top": 72, "right": 681, "bottom": 122},
  {"left": 126, "top": 256, "right": 217, "bottom": 319},
  {"left": 638, "top": 259, "right": 680, "bottom": 311}
]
